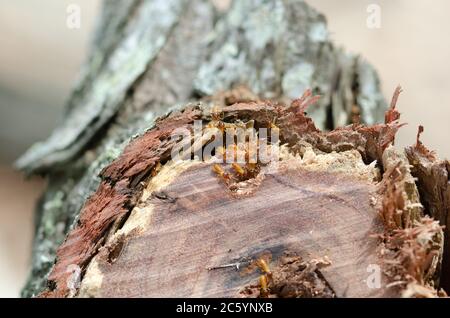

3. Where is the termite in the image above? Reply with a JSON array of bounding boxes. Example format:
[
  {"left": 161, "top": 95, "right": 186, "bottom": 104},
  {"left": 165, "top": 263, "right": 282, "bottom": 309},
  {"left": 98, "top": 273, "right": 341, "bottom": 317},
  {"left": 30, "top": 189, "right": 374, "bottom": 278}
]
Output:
[
  {"left": 259, "top": 274, "right": 269, "bottom": 298},
  {"left": 211, "top": 105, "right": 223, "bottom": 121},
  {"left": 256, "top": 257, "right": 272, "bottom": 298},
  {"left": 206, "top": 105, "right": 226, "bottom": 133},
  {"left": 212, "top": 164, "right": 231, "bottom": 182},
  {"left": 216, "top": 146, "right": 226, "bottom": 162},
  {"left": 231, "top": 163, "right": 245, "bottom": 176},
  {"left": 256, "top": 258, "right": 272, "bottom": 277},
  {"left": 206, "top": 120, "right": 225, "bottom": 132},
  {"left": 266, "top": 116, "right": 279, "bottom": 132},
  {"left": 225, "top": 144, "right": 239, "bottom": 162}
]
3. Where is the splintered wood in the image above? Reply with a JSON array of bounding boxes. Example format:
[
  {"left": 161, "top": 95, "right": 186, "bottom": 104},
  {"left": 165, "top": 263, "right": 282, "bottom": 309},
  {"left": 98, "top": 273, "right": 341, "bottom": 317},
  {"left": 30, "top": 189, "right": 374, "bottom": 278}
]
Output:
[{"left": 41, "top": 88, "right": 448, "bottom": 298}]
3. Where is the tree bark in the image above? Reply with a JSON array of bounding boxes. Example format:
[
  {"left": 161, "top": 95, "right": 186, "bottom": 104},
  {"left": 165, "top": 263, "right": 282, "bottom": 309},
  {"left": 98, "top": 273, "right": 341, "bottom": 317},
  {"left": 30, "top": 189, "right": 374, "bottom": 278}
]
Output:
[{"left": 16, "top": 0, "right": 448, "bottom": 298}]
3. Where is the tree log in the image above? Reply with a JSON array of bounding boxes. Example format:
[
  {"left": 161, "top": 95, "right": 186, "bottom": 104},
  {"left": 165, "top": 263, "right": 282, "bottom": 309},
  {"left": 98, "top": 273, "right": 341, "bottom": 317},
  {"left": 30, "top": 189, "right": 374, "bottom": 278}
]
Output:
[
  {"left": 35, "top": 90, "right": 448, "bottom": 298},
  {"left": 16, "top": 0, "right": 449, "bottom": 298}
]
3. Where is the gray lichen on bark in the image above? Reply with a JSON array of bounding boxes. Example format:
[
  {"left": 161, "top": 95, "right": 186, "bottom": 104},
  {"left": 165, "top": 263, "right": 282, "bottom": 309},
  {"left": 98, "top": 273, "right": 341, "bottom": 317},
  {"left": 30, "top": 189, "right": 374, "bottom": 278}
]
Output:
[
  {"left": 20, "top": 0, "right": 214, "bottom": 297},
  {"left": 16, "top": 0, "right": 190, "bottom": 174},
  {"left": 194, "top": 0, "right": 386, "bottom": 129},
  {"left": 17, "top": 0, "right": 388, "bottom": 297}
]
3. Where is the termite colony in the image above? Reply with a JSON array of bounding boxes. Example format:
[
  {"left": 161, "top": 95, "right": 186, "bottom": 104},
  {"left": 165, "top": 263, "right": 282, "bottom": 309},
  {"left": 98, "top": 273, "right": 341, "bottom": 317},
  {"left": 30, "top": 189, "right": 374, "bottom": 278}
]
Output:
[
  {"left": 208, "top": 89, "right": 321, "bottom": 191},
  {"left": 240, "top": 252, "right": 334, "bottom": 298},
  {"left": 208, "top": 105, "right": 277, "bottom": 187}
]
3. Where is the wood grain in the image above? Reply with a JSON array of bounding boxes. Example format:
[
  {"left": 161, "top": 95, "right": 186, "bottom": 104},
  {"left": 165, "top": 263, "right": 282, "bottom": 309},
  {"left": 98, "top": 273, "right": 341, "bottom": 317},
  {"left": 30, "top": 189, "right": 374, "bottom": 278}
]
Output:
[{"left": 87, "top": 163, "right": 391, "bottom": 297}]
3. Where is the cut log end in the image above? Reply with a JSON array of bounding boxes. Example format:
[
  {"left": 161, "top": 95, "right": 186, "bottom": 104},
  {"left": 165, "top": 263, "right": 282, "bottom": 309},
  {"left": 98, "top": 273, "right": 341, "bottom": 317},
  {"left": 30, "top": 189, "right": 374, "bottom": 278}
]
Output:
[
  {"left": 79, "top": 156, "right": 385, "bottom": 298},
  {"left": 41, "top": 89, "right": 449, "bottom": 298}
]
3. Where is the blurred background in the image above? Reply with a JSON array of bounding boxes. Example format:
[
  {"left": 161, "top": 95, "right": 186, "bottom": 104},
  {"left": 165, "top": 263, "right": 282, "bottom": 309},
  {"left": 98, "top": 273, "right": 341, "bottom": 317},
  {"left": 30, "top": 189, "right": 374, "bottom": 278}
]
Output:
[{"left": 1, "top": 0, "right": 449, "bottom": 297}]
